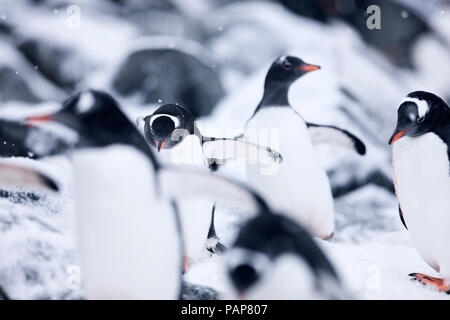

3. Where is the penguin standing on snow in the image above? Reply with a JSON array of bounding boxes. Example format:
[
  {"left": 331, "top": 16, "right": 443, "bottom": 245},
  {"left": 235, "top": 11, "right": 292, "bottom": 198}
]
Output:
[
  {"left": 226, "top": 213, "right": 345, "bottom": 299},
  {"left": 26, "top": 90, "right": 270, "bottom": 299},
  {"left": 389, "top": 91, "right": 450, "bottom": 293},
  {"left": 244, "top": 55, "right": 366, "bottom": 239},
  {"left": 138, "top": 104, "right": 282, "bottom": 269}
]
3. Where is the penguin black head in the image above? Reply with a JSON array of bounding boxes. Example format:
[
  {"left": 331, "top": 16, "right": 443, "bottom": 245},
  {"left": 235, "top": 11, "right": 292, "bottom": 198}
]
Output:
[
  {"left": 26, "top": 90, "right": 158, "bottom": 168},
  {"left": 265, "top": 55, "right": 321, "bottom": 86},
  {"left": 258, "top": 56, "right": 320, "bottom": 109},
  {"left": 389, "top": 91, "right": 450, "bottom": 145},
  {"left": 226, "top": 214, "right": 338, "bottom": 298},
  {"left": 141, "top": 104, "right": 196, "bottom": 152}
]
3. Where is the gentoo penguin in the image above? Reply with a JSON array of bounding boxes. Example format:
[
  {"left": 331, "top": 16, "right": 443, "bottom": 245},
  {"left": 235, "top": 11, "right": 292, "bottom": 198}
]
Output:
[
  {"left": 226, "top": 214, "right": 344, "bottom": 299},
  {"left": 138, "top": 104, "right": 282, "bottom": 269},
  {"left": 26, "top": 89, "right": 269, "bottom": 299},
  {"left": 244, "top": 55, "right": 366, "bottom": 239},
  {"left": 139, "top": 103, "right": 282, "bottom": 170},
  {"left": 389, "top": 91, "right": 450, "bottom": 293}
]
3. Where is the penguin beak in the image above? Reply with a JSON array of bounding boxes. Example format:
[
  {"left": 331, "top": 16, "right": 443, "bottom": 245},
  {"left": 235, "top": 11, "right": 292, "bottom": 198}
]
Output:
[
  {"left": 26, "top": 110, "right": 77, "bottom": 131},
  {"left": 25, "top": 114, "right": 53, "bottom": 126},
  {"left": 157, "top": 140, "right": 167, "bottom": 152},
  {"left": 389, "top": 129, "right": 409, "bottom": 145},
  {"left": 299, "top": 64, "right": 321, "bottom": 72}
]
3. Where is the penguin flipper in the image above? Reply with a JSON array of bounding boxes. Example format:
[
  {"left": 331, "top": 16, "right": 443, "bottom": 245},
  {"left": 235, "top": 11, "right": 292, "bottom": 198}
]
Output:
[
  {"left": 399, "top": 205, "right": 408, "bottom": 230},
  {"left": 159, "top": 166, "right": 269, "bottom": 214},
  {"left": 306, "top": 122, "right": 366, "bottom": 155},
  {"left": 0, "top": 161, "right": 59, "bottom": 192},
  {"left": 201, "top": 136, "right": 283, "bottom": 165}
]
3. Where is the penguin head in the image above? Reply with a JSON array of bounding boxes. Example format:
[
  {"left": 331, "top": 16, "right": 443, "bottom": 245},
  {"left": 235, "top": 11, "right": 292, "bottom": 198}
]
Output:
[
  {"left": 389, "top": 91, "right": 450, "bottom": 145},
  {"left": 265, "top": 55, "right": 320, "bottom": 87},
  {"left": 141, "top": 104, "right": 196, "bottom": 152},
  {"left": 27, "top": 90, "right": 142, "bottom": 149},
  {"left": 226, "top": 214, "right": 339, "bottom": 299}
]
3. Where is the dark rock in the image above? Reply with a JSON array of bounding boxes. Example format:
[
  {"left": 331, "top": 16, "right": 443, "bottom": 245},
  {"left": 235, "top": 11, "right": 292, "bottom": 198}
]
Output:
[
  {"left": 0, "top": 66, "right": 41, "bottom": 103},
  {"left": 0, "top": 119, "right": 72, "bottom": 159},
  {"left": 180, "top": 281, "right": 220, "bottom": 300},
  {"left": 330, "top": 168, "right": 395, "bottom": 198},
  {"left": 17, "top": 38, "right": 87, "bottom": 90},
  {"left": 279, "top": 0, "right": 432, "bottom": 68},
  {"left": 112, "top": 47, "right": 224, "bottom": 117}
]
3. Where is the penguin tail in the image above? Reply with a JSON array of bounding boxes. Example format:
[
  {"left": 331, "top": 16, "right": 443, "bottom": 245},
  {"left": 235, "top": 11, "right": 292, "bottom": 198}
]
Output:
[
  {"left": 206, "top": 237, "right": 227, "bottom": 255},
  {"left": 409, "top": 273, "right": 450, "bottom": 293}
]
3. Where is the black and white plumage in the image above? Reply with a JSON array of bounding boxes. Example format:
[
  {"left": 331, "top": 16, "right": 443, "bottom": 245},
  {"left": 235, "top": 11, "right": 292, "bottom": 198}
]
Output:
[
  {"left": 26, "top": 90, "right": 271, "bottom": 299},
  {"left": 244, "top": 55, "right": 366, "bottom": 239},
  {"left": 138, "top": 104, "right": 283, "bottom": 262},
  {"left": 226, "top": 214, "right": 344, "bottom": 299},
  {"left": 139, "top": 103, "right": 283, "bottom": 169},
  {"left": 389, "top": 91, "right": 450, "bottom": 292}
]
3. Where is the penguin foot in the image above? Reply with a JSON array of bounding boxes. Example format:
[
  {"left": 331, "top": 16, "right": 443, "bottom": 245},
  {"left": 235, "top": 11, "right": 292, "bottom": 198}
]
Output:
[
  {"left": 206, "top": 237, "right": 227, "bottom": 255},
  {"left": 409, "top": 273, "right": 450, "bottom": 293},
  {"left": 182, "top": 256, "right": 191, "bottom": 274},
  {"left": 321, "top": 233, "right": 334, "bottom": 241}
]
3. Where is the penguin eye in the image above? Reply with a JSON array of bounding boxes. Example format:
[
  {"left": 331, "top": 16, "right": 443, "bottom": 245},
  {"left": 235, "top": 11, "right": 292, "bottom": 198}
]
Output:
[
  {"left": 150, "top": 114, "right": 180, "bottom": 128},
  {"left": 417, "top": 116, "right": 425, "bottom": 124},
  {"left": 283, "top": 62, "right": 291, "bottom": 69}
]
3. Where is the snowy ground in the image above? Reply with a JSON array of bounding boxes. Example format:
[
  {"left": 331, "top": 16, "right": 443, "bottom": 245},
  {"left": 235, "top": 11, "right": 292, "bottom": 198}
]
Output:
[{"left": 0, "top": 0, "right": 449, "bottom": 300}]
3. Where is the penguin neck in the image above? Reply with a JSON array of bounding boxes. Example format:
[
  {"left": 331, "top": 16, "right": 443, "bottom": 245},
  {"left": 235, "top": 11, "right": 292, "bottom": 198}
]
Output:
[{"left": 257, "top": 82, "right": 291, "bottom": 110}]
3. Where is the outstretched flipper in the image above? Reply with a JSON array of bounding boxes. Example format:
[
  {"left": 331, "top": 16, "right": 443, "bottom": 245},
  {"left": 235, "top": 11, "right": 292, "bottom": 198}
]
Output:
[
  {"left": 201, "top": 136, "right": 283, "bottom": 166},
  {"left": 409, "top": 273, "right": 450, "bottom": 293},
  {"left": 306, "top": 122, "right": 366, "bottom": 155},
  {"left": 206, "top": 204, "right": 226, "bottom": 255},
  {"left": 0, "top": 161, "right": 59, "bottom": 192},
  {"left": 399, "top": 205, "right": 407, "bottom": 230},
  {"left": 159, "top": 165, "right": 270, "bottom": 215}
]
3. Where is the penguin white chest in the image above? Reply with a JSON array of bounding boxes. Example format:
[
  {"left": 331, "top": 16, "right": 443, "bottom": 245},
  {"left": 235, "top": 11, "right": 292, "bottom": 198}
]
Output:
[
  {"left": 393, "top": 134, "right": 450, "bottom": 274},
  {"left": 157, "top": 134, "right": 205, "bottom": 167},
  {"left": 245, "top": 107, "right": 334, "bottom": 237},
  {"left": 72, "top": 145, "right": 181, "bottom": 299}
]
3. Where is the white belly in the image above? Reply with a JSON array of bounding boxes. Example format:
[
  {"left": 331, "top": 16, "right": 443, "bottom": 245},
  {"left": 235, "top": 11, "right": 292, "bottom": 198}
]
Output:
[
  {"left": 393, "top": 134, "right": 450, "bottom": 278},
  {"left": 157, "top": 135, "right": 205, "bottom": 166},
  {"left": 72, "top": 145, "right": 181, "bottom": 299},
  {"left": 244, "top": 108, "right": 334, "bottom": 237},
  {"left": 156, "top": 135, "right": 213, "bottom": 260}
]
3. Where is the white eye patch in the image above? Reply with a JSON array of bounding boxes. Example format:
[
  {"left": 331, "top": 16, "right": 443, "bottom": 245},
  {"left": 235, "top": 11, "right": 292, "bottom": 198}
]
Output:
[
  {"left": 402, "top": 97, "right": 429, "bottom": 118},
  {"left": 149, "top": 114, "right": 180, "bottom": 128},
  {"left": 76, "top": 91, "right": 95, "bottom": 113}
]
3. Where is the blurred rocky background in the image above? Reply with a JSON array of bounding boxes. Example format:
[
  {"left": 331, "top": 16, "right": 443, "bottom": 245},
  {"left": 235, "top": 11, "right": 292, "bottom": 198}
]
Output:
[{"left": 0, "top": 0, "right": 449, "bottom": 299}]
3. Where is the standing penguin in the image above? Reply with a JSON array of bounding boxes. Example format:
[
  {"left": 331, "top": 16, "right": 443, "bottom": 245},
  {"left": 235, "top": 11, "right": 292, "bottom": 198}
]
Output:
[
  {"left": 138, "top": 104, "right": 282, "bottom": 268},
  {"left": 389, "top": 91, "right": 450, "bottom": 293},
  {"left": 244, "top": 55, "right": 366, "bottom": 239},
  {"left": 26, "top": 90, "right": 271, "bottom": 299},
  {"left": 226, "top": 213, "right": 344, "bottom": 299}
]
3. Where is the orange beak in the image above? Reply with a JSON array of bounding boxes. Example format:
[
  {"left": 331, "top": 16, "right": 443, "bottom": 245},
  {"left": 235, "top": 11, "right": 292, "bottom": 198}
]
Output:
[
  {"left": 389, "top": 129, "right": 408, "bottom": 145},
  {"left": 158, "top": 140, "right": 167, "bottom": 152},
  {"left": 299, "top": 64, "right": 320, "bottom": 72},
  {"left": 25, "top": 114, "right": 53, "bottom": 127}
]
